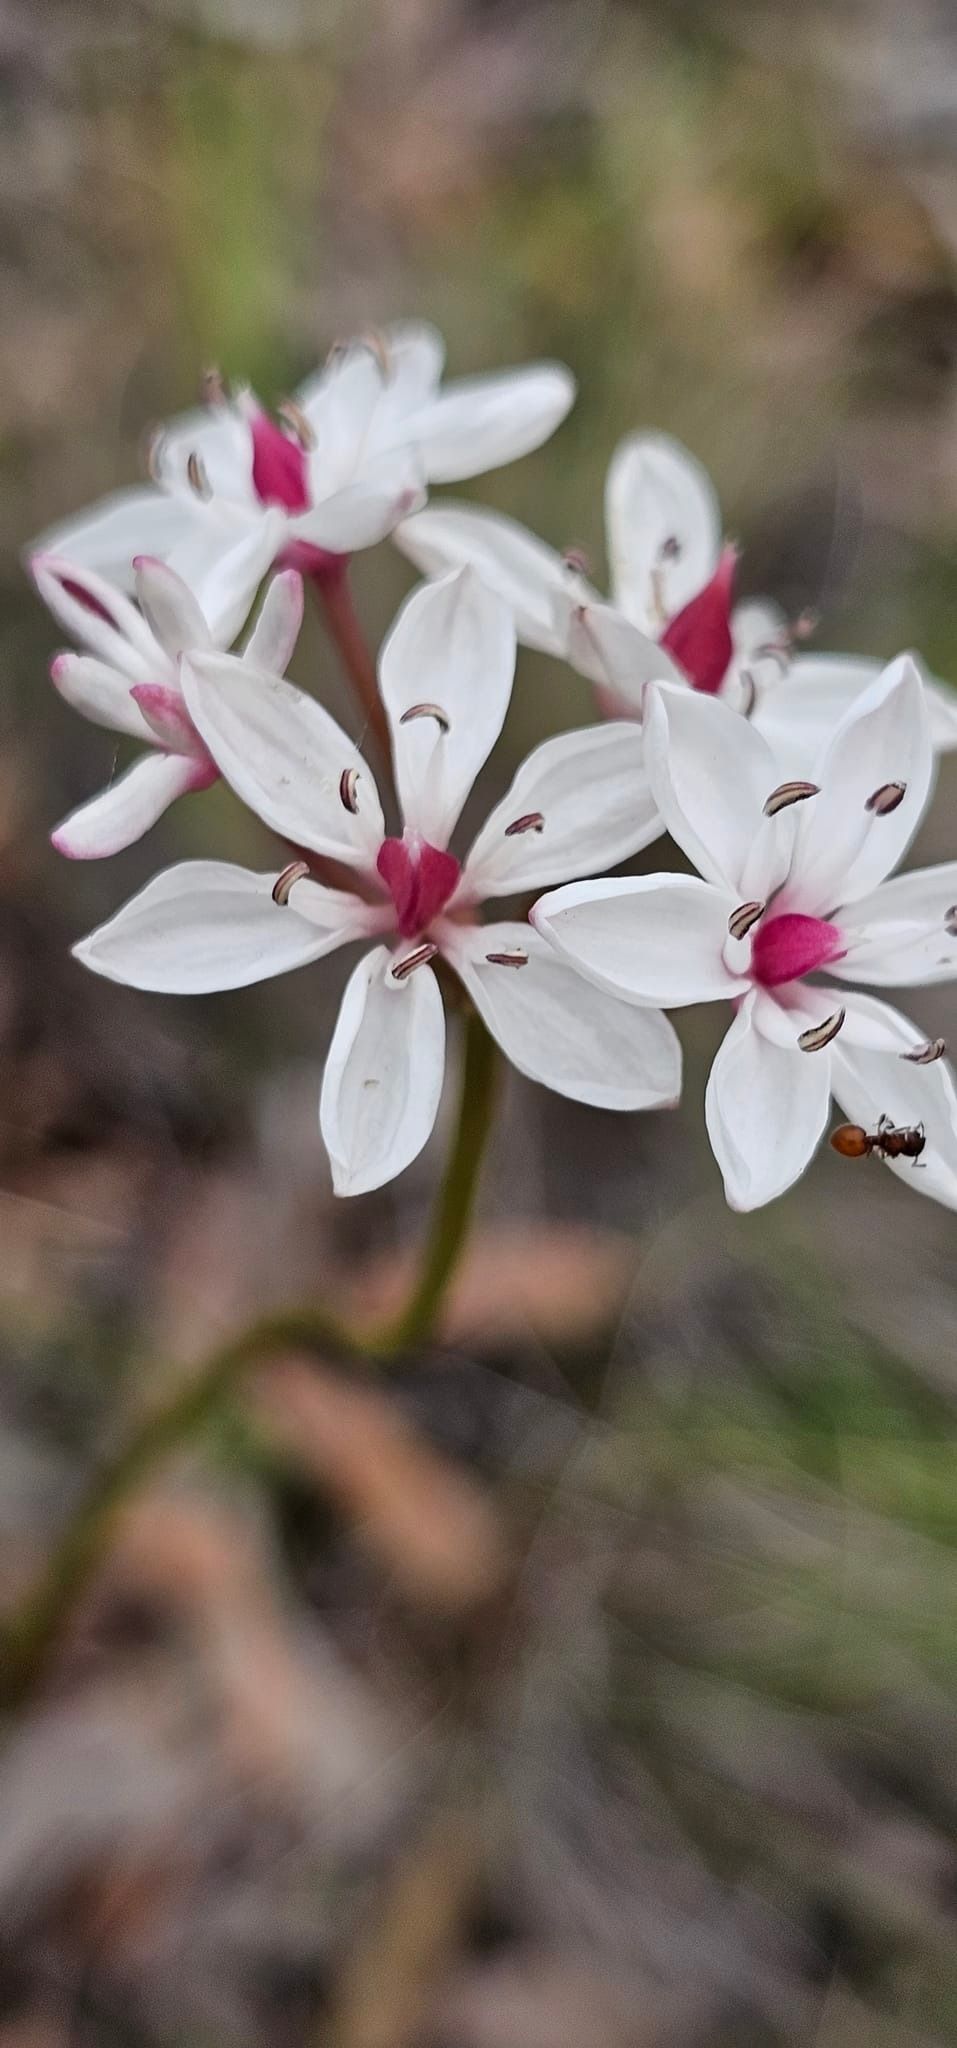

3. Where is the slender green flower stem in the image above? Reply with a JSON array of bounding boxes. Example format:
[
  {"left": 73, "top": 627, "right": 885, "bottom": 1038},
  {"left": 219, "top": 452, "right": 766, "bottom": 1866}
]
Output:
[
  {"left": 0, "top": 1014, "right": 498, "bottom": 1713},
  {"left": 376, "top": 1006, "right": 498, "bottom": 1355}
]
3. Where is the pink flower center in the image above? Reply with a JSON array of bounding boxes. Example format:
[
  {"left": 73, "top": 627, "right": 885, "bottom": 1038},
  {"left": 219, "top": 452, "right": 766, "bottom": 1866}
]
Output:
[
  {"left": 750, "top": 912, "right": 846, "bottom": 989},
  {"left": 659, "top": 544, "right": 737, "bottom": 695},
  {"left": 376, "top": 834, "right": 461, "bottom": 940},
  {"left": 250, "top": 412, "right": 310, "bottom": 513}
]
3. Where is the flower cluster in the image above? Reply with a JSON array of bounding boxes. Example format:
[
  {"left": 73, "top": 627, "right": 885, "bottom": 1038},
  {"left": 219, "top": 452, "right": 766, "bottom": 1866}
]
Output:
[{"left": 28, "top": 321, "right": 957, "bottom": 1208}]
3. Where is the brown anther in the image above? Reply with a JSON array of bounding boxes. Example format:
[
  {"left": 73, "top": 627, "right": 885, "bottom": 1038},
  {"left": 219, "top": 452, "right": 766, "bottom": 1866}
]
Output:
[
  {"left": 391, "top": 942, "right": 439, "bottom": 981},
  {"left": 272, "top": 860, "right": 310, "bottom": 906},
  {"left": 186, "top": 451, "right": 212, "bottom": 500},
  {"left": 399, "top": 702, "right": 450, "bottom": 734},
  {"left": 737, "top": 669, "right": 757, "bottom": 719},
  {"left": 865, "top": 781, "right": 907, "bottom": 815},
  {"left": 797, "top": 1008, "right": 846, "bottom": 1053},
  {"left": 201, "top": 366, "right": 227, "bottom": 407},
  {"left": 339, "top": 767, "right": 360, "bottom": 814},
  {"left": 359, "top": 328, "right": 392, "bottom": 378},
  {"left": 727, "top": 900, "right": 765, "bottom": 942},
  {"left": 562, "top": 546, "right": 591, "bottom": 578},
  {"left": 946, "top": 906, "right": 957, "bottom": 937},
  {"left": 504, "top": 812, "right": 545, "bottom": 838},
  {"left": 486, "top": 949, "right": 529, "bottom": 968},
  {"left": 763, "top": 780, "right": 820, "bottom": 817},
  {"left": 278, "top": 398, "right": 317, "bottom": 451},
  {"left": 901, "top": 1037, "right": 946, "bottom": 1064},
  {"left": 659, "top": 534, "right": 682, "bottom": 561}
]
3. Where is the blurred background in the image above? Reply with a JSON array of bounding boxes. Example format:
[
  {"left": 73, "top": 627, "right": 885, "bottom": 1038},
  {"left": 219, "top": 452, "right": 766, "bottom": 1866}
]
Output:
[{"left": 2, "top": 0, "right": 957, "bottom": 2041}]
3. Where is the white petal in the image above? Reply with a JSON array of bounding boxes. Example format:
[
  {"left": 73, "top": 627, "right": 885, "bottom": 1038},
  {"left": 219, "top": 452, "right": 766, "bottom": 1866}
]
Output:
[
  {"left": 181, "top": 653, "right": 383, "bottom": 866},
  {"left": 293, "top": 452, "right": 426, "bottom": 552},
  {"left": 377, "top": 321, "right": 446, "bottom": 409},
  {"left": 750, "top": 654, "right": 883, "bottom": 771},
  {"left": 531, "top": 873, "right": 747, "bottom": 1006},
  {"left": 604, "top": 432, "right": 721, "bottom": 632},
  {"left": 379, "top": 569, "right": 515, "bottom": 845},
  {"left": 395, "top": 502, "right": 574, "bottom": 656},
  {"left": 132, "top": 556, "right": 212, "bottom": 660},
  {"left": 731, "top": 598, "right": 787, "bottom": 661},
  {"left": 396, "top": 364, "right": 576, "bottom": 484},
  {"left": 50, "top": 654, "right": 155, "bottom": 741},
  {"left": 795, "top": 654, "right": 934, "bottom": 915},
  {"left": 241, "top": 569, "right": 303, "bottom": 673},
  {"left": 462, "top": 721, "right": 661, "bottom": 900},
  {"left": 320, "top": 947, "right": 445, "bottom": 1197},
  {"left": 443, "top": 922, "right": 681, "bottom": 1110},
  {"left": 29, "top": 488, "right": 198, "bottom": 589},
  {"left": 830, "top": 993, "right": 957, "bottom": 1210},
  {"left": 829, "top": 861, "right": 957, "bottom": 987},
  {"left": 175, "top": 509, "right": 286, "bottom": 645},
  {"left": 296, "top": 346, "right": 392, "bottom": 488},
  {"left": 74, "top": 862, "right": 368, "bottom": 990},
  {"left": 705, "top": 992, "right": 832, "bottom": 1211},
  {"left": 565, "top": 600, "right": 686, "bottom": 705},
  {"left": 642, "top": 679, "right": 779, "bottom": 892},
  {"left": 52, "top": 753, "right": 206, "bottom": 860},
  {"left": 152, "top": 405, "right": 255, "bottom": 501},
  {"left": 30, "top": 556, "right": 163, "bottom": 682}
]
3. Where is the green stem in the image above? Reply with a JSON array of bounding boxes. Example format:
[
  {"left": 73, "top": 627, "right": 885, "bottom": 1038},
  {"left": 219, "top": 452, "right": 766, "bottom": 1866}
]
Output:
[
  {"left": 378, "top": 1007, "right": 498, "bottom": 1355},
  {"left": 0, "top": 1017, "right": 498, "bottom": 1712}
]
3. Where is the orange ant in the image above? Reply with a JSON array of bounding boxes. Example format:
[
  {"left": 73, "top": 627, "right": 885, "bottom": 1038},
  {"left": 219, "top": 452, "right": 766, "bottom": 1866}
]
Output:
[{"left": 830, "top": 1114, "right": 926, "bottom": 1166}]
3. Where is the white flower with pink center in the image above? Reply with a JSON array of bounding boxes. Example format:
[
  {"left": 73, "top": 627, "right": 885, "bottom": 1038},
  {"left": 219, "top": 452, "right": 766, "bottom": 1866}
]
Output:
[
  {"left": 32, "top": 553, "right": 303, "bottom": 859},
  {"left": 71, "top": 570, "right": 680, "bottom": 1196},
  {"left": 30, "top": 325, "right": 575, "bottom": 645},
  {"left": 398, "top": 430, "right": 957, "bottom": 765},
  {"left": 533, "top": 658, "right": 957, "bottom": 1212}
]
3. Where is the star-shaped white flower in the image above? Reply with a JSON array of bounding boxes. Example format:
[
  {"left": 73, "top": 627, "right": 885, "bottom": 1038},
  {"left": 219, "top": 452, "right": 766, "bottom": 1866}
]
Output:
[
  {"left": 397, "top": 430, "right": 957, "bottom": 764},
  {"left": 533, "top": 657, "right": 957, "bottom": 1212},
  {"left": 31, "top": 325, "right": 576, "bottom": 645},
  {"left": 32, "top": 553, "right": 304, "bottom": 859},
  {"left": 71, "top": 569, "right": 679, "bottom": 1196}
]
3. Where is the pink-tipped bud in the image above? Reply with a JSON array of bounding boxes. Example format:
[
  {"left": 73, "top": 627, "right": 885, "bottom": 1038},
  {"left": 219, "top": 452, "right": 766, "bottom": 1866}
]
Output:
[{"left": 659, "top": 543, "right": 737, "bottom": 695}]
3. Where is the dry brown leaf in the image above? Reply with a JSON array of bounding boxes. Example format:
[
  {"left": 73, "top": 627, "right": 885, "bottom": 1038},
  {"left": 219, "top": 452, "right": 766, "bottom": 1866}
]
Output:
[{"left": 251, "top": 1360, "right": 508, "bottom": 1613}]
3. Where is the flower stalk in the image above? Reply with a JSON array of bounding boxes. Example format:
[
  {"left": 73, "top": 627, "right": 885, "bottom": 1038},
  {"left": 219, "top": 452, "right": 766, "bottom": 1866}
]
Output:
[
  {"left": 309, "top": 556, "right": 393, "bottom": 771},
  {"left": 0, "top": 1012, "right": 499, "bottom": 1714}
]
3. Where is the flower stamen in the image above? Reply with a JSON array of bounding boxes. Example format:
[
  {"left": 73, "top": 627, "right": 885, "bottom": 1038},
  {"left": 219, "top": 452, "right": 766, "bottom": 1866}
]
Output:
[
  {"left": 201, "top": 366, "right": 227, "bottom": 407},
  {"left": 187, "top": 451, "right": 212, "bottom": 500},
  {"left": 901, "top": 1037, "right": 946, "bottom": 1064},
  {"left": 728, "top": 899, "right": 764, "bottom": 941},
  {"left": 339, "top": 767, "right": 361, "bottom": 814},
  {"left": 504, "top": 812, "right": 545, "bottom": 837},
  {"left": 797, "top": 1008, "right": 846, "bottom": 1052},
  {"left": 278, "top": 398, "right": 317, "bottom": 451},
  {"left": 763, "top": 780, "right": 820, "bottom": 817},
  {"left": 866, "top": 781, "right": 907, "bottom": 815},
  {"left": 399, "top": 703, "right": 450, "bottom": 733},
  {"left": 272, "top": 860, "right": 310, "bottom": 906},
  {"left": 946, "top": 906, "right": 957, "bottom": 936},
  {"left": 391, "top": 941, "right": 439, "bottom": 981},
  {"left": 486, "top": 949, "right": 529, "bottom": 968}
]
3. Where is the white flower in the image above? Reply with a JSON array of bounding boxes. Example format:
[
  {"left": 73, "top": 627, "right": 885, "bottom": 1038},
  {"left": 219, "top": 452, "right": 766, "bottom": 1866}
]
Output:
[
  {"left": 397, "top": 430, "right": 957, "bottom": 764},
  {"left": 71, "top": 570, "right": 680, "bottom": 1196},
  {"left": 32, "top": 554, "right": 304, "bottom": 859},
  {"left": 30, "top": 325, "right": 576, "bottom": 645},
  {"left": 533, "top": 657, "right": 957, "bottom": 1212}
]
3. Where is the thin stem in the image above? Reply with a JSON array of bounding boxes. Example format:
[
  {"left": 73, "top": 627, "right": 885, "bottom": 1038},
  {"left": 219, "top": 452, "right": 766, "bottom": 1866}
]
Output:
[
  {"left": 378, "top": 1008, "right": 498, "bottom": 1355},
  {"left": 0, "top": 1017, "right": 499, "bottom": 1712},
  {"left": 310, "top": 558, "right": 392, "bottom": 771}
]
